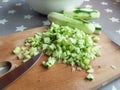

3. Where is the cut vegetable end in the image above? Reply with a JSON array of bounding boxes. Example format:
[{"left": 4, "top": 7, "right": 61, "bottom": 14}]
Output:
[
  {"left": 86, "top": 73, "right": 94, "bottom": 81},
  {"left": 64, "top": 7, "right": 100, "bottom": 20}
]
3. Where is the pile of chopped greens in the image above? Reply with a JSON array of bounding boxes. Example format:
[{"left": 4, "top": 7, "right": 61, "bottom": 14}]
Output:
[
  {"left": 13, "top": 7, "right": 102, "bottom": 80},
  {"left": 13, "top": 23, "right": 100, "bottom": 80}
]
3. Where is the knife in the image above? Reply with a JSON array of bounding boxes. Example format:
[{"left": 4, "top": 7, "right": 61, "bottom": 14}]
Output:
[{"left": 0, "top": 53, "right": 42, "bottom": 90}]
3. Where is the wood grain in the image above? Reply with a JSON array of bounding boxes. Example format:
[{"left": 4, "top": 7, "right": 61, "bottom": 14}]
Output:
[{"left": 0, "top": 26, "right": 120, "bottom": 90}]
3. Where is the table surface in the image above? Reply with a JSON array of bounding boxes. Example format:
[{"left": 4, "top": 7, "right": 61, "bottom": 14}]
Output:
[{"left": 0, "top": 0, "right": 120, "bottom": 90}]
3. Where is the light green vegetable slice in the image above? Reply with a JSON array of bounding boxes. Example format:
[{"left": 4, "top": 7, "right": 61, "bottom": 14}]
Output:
[
  {"left": 42, "top": 57, "right": 56, "bottom": 68},
  {"left": 13, "top": 46, "right": 22, "bottom": 55},
  {"left": 48, "top": 12, "right": 95, "bottom": 34},
  {"left": 63, "top": 8, "right": 100, "bottom": 20},
  {"left": 87, "top": 68, "right": 94, "bottom": 73},
  {"left": 86, "top": 73, "right": 94, "bottom": 80},
  {"left": 93, "top": 22, "right": 102, "bottom": 34}
]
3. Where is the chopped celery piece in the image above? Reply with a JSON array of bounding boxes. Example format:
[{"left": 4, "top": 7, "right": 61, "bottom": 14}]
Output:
[
  {"left": 92, "top": 36, "right": 100, "bottom": 42},
  {"left": 13, "top": 46, "right": 23, "bottom": 54},
  {"left": 86, "top": 73, "right": 94, "bottom": 81},
  {"left": 77, "top": 67, "right": 82, "bottom": 71},
  {"left": 93, "top": 22, "right": 102, "bottom": 35},
  {"left": 87, "top": 68, "right": 94, "bottom": 73},
  {"left": 71, "top": 67, "right": 76, "bottom": 72},
  {"left": 17, "top": 53, "right": 24, "bottom": 60},
  {"left": 43, "top": 57, "right": 56, "bottom": 68}
]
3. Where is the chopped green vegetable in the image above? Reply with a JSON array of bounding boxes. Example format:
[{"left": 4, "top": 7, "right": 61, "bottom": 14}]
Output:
[
  {"left": 86, "top": 73, "right": 94, "bottom": 80},
  {"left": 72, "top": 67, "right": 76, "bottom": 72},
  {"left": 17, "top": 53, "right": 24, "bottom": 60},
  {"left": 42, "top": 57, "right": 56, "bottom": 68},
  {"left": 13, "top": 23, "right": 100, "bottom": 70},
  {"left": 77, "top": 67, "right": 82, "bottom": 71},
  {"left": 13, "top": 46, "right": 22, "bottom": 55},
  {"left": 93, "top": 22, "right": 102, "bottom": 35},
  {"left": 87, "top": 68, "right": 94, "bottom": 73},
  {"left": 92, "top": 35, "right": 100, "bottom": 42}
]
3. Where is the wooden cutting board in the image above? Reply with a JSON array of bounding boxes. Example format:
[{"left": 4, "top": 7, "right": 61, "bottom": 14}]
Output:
[{"left": 0, "top": 26, "right": 120, "bottom": 90}]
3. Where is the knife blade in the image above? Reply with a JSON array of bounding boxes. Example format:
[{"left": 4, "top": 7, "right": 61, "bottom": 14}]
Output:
[{"left": 0, "top": 53, "right": 42, "bottom": 90}]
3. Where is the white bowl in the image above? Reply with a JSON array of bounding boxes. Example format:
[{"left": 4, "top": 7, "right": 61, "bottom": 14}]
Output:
[{"left": 27, "top": 0, "right": 84, "bottom": 15}]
